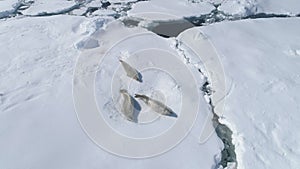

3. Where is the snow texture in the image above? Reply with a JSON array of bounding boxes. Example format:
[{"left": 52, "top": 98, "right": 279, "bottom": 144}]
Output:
[
  {"left": 1, "top": 0, "right": 300, "bottom": 169},
  {"left": 197, "top": 18, "right": 300, "bottom": 169}
]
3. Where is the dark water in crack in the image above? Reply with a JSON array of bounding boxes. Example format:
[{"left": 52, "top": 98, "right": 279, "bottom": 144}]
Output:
[
  {"left": 213, "top": 113, "right": 237, "bottom": 168},
  {"left": 121, "top": 10, "right": 299, "bottom": 38},
  {"left": 146, "top": 20, "right": 194, "bottom": 37},
  {"left": 122, "top": 18, "right": 194, "bottom": 37},
  {"left": 201, "top": 78, "right": 236, "bottom": 168}
]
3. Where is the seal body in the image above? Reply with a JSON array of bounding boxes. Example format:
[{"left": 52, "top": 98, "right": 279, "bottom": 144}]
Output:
[
  {"left": 135, "top": 94, "right": 177, "bottom": 118},
  {"left": 119, "top": 89, "right": 135, "bottom": 122},
  {"left": 119, "top": 60, "right": 142, "bottom": 82}
]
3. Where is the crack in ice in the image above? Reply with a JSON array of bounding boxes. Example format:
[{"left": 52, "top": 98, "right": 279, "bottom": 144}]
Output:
[{"left": 174, "top": 39, "right": 237, "bottom": 169}]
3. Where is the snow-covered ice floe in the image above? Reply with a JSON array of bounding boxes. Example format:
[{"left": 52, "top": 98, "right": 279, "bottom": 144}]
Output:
[
  {"left": 189, "top": 18, "right": 300, "bottom": 169},
  {"left": 1, "top": 0, "right": 300, "bottom": 168},
  {"left": 21, "top": 0, "right": 78, "bottom": 16},
  {"left": 218, "top": 0, "right": 300, "bottom": 17},
  {"left": 255, "top": 0, "right": 300, "bottom": 15},
  {"left": 73, "top": 19, "right": 223, "bottom": 167},
  {"left": 0, "top": 0, "right": 26, "bottom": 19},
  {"left": 129, "top": 0, "right": 300, "bottom": 20},
  {"left": 0, "top": 15, "right": 223, "bottom": 169},
  {"left": 0, "top": 0, "right": 19, "bottom": 14},
  {"left": 128, "top": 0, "right": 215, "bottom": 20}
]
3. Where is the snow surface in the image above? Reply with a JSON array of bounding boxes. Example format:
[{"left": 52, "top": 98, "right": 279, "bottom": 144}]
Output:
[
  {"left": 219, "top": 0, "right": 300, "bottom": 16},
  {"left": 0, "top": 15, "right": 222, "bottom": 169},
  {"left": 0, "top": 0, "right": 19, "bottom": 19},
  {"left": 256, "top": 0, "right": 300, "bottom": 15},
  {"left": 73, "top": 20, "right": 223, "bottom": 165},
  {"left": 1, "top": 0, "right": 300, "bottom": 169},
  {"left": 129, "top": 0, "right": 300, "bottom": 19},
  {"left": 0, "top": 0, "right": 18, "bottom": 12},
  {"left": 218, "top": 0, "right": 258, "bottom": 16},
  {"left": 193, "top": 18, "right": 300, "bottom": 169},
  {"left": 128, "top": 0, "right": 215, "bottom": 20},
  {"left": 2, "top": 0, "right": 299, "bottom": 20},
  {"left": 21, "top": 0, "right": 77, "bottom": 15}
]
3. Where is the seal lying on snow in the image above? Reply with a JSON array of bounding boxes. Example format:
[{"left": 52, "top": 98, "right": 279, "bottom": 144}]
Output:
[
  {"left": 135, "top": 94, "right": 178, "bottom": 118},
  {"left": 119, "top": 89, "right": 140, "bottom": 122},
  {"left": 119, "top": 59, "right": 142, "bottom": 82}
]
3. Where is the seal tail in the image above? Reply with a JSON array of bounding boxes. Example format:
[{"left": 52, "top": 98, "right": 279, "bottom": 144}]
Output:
[{"left": 165, "top": 108, "right": 178, "bottom": 118}]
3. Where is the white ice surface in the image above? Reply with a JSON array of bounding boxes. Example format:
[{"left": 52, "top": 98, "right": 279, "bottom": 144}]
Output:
[
  {"left": 219, "top": 0, "right": 300, "bottom": 16},
  {"left": 0, "top": 0, "right": 18, "bottom": 12},
  {"left": 1, "top": 0, "right": 299, "bottom": 21},
  {"left": 128, "top": 0, "right": 215, "bottom": 20},
  {"left": 256, "top": 0, "right": 300, "bottom": 15},
  {"left": 218, "top": 0, "right": 258, "bottom": 16},
  {"left": 21, "top": 0, "right": 77, "bottom": 15},
  {"left": 186, "top": 18, "right": 300, "bottom": 169},
  {"left": 0, "top": 15, "right": 222, "bottom": 168},
  {"left": 1, "top": 0, "right": 300, "bottom": 168},
  {"left": 129, "top": 0, "right": 300, "bottom": 20},
  {"left": 0, "top": 0, "right": 19, "bottom": 18}
]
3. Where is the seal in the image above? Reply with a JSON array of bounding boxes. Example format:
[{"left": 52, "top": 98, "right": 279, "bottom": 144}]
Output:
[
  {"left": 119, "top": 59, "right": 142, "bottom": 82},
  {"left": 119, "top": 89, "right": 140, "bottom": 122},
  {"left": 135, "top": 94, "right": 178, "bottom": 118}
]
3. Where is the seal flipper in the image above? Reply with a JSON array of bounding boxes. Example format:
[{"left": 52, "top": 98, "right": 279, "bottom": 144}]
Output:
[{"left": 164, "top": 107, "right": 178, "bottom": 118}]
